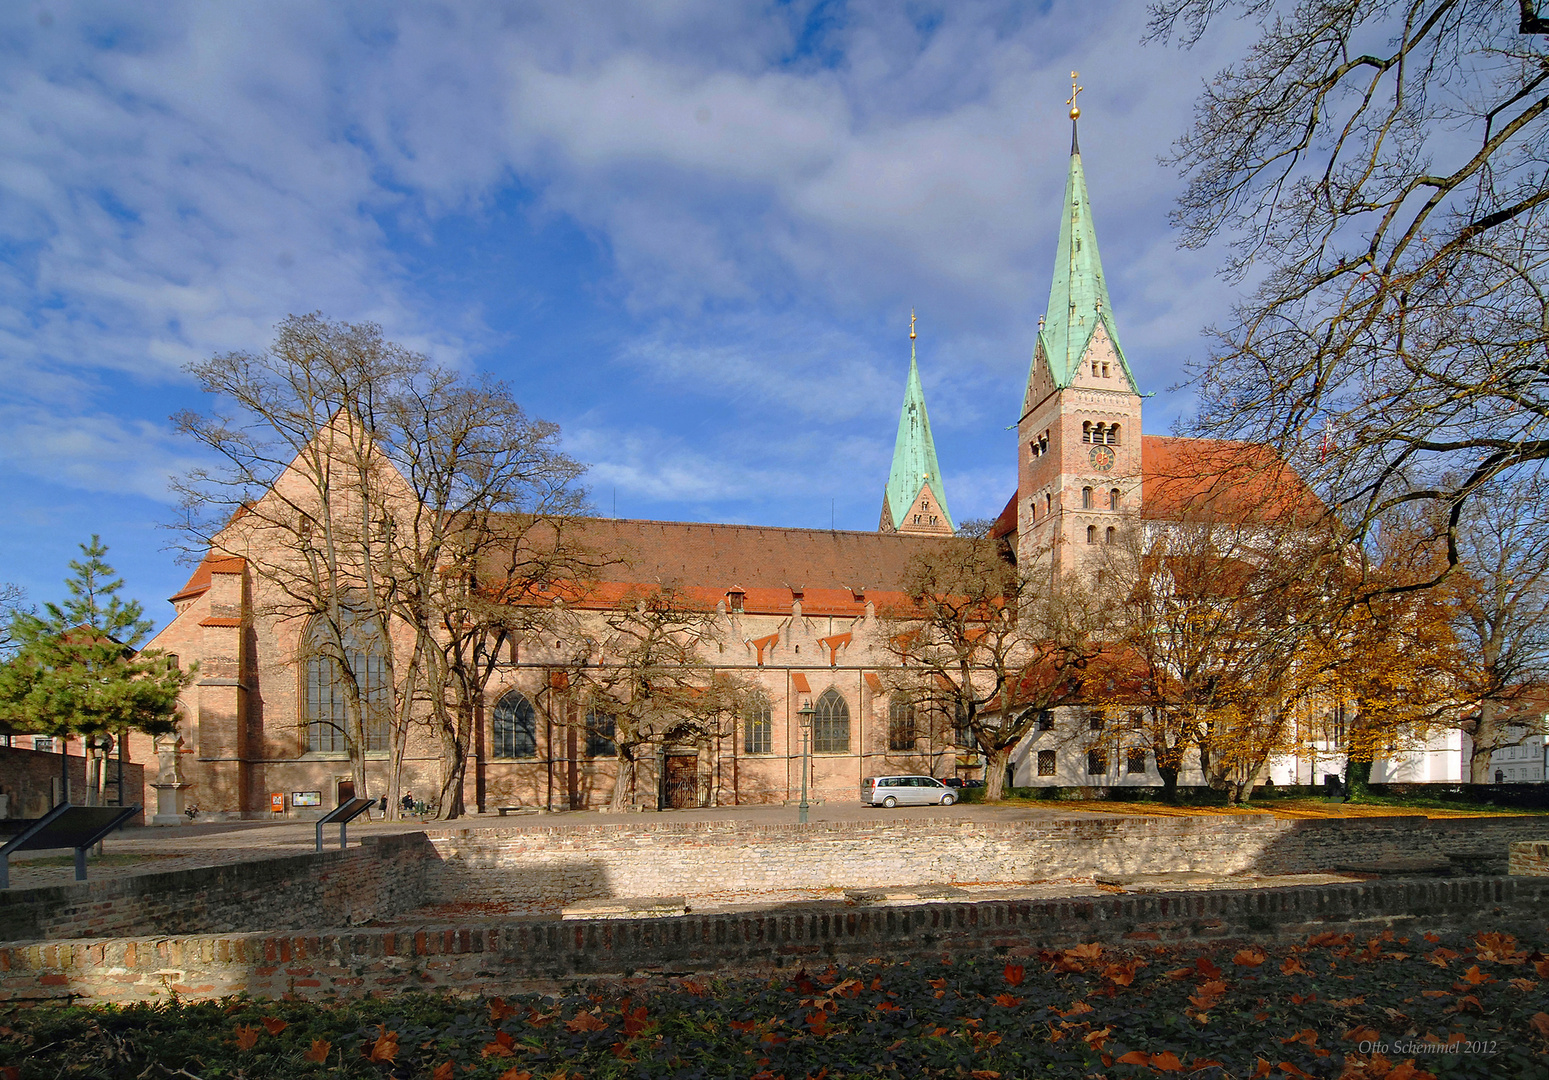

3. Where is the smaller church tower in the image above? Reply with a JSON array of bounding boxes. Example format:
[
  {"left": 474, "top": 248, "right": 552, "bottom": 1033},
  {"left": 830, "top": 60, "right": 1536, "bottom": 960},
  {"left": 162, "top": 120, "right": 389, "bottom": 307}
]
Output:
[
  {"left": 880, "top": 312, "right": 955, "bottom": 536},
  {"left": 1017, "top": 76, "right": 1143, "bottom": 570}
]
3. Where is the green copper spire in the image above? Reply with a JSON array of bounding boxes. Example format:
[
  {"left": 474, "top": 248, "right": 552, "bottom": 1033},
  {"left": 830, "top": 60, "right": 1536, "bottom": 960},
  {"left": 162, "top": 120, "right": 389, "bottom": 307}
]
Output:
[
  {"left": 1031, "top": 107, "right": 1137, "bottom": 392},
  {"left": 883, "top": 312, "right": 954, "bottom": 533}
]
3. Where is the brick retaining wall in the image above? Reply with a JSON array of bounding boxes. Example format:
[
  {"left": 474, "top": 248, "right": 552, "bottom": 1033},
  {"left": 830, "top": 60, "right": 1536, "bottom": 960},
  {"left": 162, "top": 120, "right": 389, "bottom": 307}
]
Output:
[
  {"left": 430, "top": 815, "right": 1543, "bottom": 906},
  {"left": 0, "top": 833, "right": 438, "bottom": 941},
  {"left": 3, "top": 877, "right": 1546, "bottom": 1002}
]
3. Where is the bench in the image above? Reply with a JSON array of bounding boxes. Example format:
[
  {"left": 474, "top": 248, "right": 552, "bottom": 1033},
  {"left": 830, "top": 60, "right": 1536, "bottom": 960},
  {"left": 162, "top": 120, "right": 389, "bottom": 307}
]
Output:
[{"left": 496, "top": 805, "right": 535, "bottom": 817}]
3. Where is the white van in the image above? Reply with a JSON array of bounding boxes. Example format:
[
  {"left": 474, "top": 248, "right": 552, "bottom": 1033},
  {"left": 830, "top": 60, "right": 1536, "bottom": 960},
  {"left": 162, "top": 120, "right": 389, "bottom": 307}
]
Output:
[{"left": 861, "top": 775, "right": 957, "bottom": 808}]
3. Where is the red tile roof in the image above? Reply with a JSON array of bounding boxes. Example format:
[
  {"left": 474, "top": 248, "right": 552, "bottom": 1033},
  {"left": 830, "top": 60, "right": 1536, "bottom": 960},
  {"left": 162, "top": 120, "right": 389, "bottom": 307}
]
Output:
[
  {"left": 170, "top": 555, "right": 247, "bottom": 603},
  {"left": 496, "top": 518, "right": 953, "bottom": 616},
  {"left": 1141, "top": 436, "right": 1324, "bottom": 526}
]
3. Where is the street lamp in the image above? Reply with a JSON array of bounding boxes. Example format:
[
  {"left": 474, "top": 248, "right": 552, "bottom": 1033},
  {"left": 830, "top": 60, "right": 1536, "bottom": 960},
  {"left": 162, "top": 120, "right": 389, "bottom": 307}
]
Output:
[{"left": 796, "top": 697, "right": 814, "bottom": 824}]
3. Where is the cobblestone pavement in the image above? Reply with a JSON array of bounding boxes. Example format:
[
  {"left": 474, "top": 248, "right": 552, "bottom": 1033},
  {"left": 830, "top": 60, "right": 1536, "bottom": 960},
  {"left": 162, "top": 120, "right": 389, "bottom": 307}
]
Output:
[{"left": 1, "top": 800, "right": 1100, "bottom": 890}]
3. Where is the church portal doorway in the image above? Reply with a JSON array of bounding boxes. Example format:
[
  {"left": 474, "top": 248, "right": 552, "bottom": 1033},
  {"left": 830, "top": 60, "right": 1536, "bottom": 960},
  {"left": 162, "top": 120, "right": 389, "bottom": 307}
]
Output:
[{"left": 664, "top": 754, "right": 699, "bottom": 809}]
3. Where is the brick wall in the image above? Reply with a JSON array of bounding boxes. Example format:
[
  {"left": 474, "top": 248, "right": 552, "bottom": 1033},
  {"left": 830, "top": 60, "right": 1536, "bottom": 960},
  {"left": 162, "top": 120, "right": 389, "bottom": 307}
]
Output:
[
  {"left": 3, "top": 877, "right": 1545, "bottom": 1003},
  {"left": 0, "top": 746, "right": 145, "bottom": 822},
  {"left": 1509, "top": 840, "right": 1549, "bottom": 876},
  {"left": 430, "top": 814, "right": 1541, "bottom": 907},
  {"left": 0, "top": 833, "right": 437, "bottom": 941}
]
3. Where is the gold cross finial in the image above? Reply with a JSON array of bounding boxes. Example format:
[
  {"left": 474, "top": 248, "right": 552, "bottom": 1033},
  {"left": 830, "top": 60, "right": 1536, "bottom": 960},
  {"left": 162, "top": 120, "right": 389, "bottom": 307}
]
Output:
[
  {"left": 909, "top": 308, "right": 917, "bottom": 340},
  {"left": 1067, "top": 71, "right": 1083, "bottom": 120}
]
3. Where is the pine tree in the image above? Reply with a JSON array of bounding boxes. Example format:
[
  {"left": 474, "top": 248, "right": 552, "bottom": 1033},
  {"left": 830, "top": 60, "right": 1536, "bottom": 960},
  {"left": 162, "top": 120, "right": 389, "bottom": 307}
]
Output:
[{"left": 0, "top": 538, "right": 190, "bottom": 744}]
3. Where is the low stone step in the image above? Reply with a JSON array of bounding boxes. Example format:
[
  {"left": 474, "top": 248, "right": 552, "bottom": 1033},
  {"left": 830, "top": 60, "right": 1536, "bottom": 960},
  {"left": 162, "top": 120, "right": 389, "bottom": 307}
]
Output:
[
  {"left": 1093, "top": 872, "right": 1224, "bottom": 892},
  {"left": 845, "top": 886, "right": 966, "bottom": 904},
  {"left": 1334, "top": 857, "right": 1452, "bottom": 875},
  {"left": 560, "top": 896, "right": 689, "bottom": 920}
]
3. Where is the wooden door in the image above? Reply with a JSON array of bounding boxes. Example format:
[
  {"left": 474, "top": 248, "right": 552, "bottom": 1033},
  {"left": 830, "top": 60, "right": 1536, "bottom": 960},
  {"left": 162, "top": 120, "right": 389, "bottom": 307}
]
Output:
[
  {"left": 337, "top": 779, "right": 356, "bottom": 806},
  {"left": 665, "top": 755, "right": 699, "bottom": 809}
]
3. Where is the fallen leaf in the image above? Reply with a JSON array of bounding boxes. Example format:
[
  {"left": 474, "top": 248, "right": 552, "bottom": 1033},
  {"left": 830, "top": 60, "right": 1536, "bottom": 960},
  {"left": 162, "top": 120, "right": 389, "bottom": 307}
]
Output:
[
  {"left": 489, "top": 997, "right": 518, "bottom": 1024},
  {"left": 565, "top": 1011, "right": 608, "bottom": 1033},
  {"left": 1328, "top": 996, "right": 1366, "bottom": 1008},
  {"left": 806, "top": 1011, "right": 829, "bottom": 1037},
  {"left": 1067, "top": 942, "right": 1103, "bottom": 961},
  {"left": 1280, "top": 956, "right": 1309, "bottom": 975},
  {"left": 1251, "top": 1060, "right": 1272, "bottom": 1078},
  {"left": 482, "top": 1031, "right": 517, "bottom": 1058},
  {"left": 1150, "top": 1050, "right": 1184, "bottom": 1072},
  {"left": 1165, "top": 967, "right": 1194, "bottom": 980},
  {"left": 927, "top": 977, "right": 947, "bottom": 990},
  {"left": 495, "top": 1070, "right": 531, "bottom": 1080},
  {"left": 233, "top": 1025, "right": 260, "bottom": 1051},
  {"left": 260, "top": 1017, "right": 287, "bottom": 1036},
  {"left": 993, "top": 993, "right": 1019, "bottom": 1007},
  {"left": 1191, "top": 1059, "right": 1225, "bottom": 1071},
  {"left": 1115, "top": 1050, "right": 1151, "bottom": 1065},
  {"left": 1344, "top": 1026, "right": 1382, "bottom": 1042},
  {"left": 1459, "top": 965, "right": 1494, "bottom": 986},
  {"left": 303, "top": 1039, "right": 331, "bottom": 1063},
  {"left": 431, "top": 1064, "right": 455, "bottom": 1080},
  {"left": 1280, "top": 1029, "right": 1318, "bottom": 1046},
  {"left": 1054, "top": 1001, "right": 1094, "bottom": 1018},
  {"left": 1509, "top": 978, "right": 1539, "bottom": 992},
  {"left": 1277, "top": 1062, "right": 1313, "bottom": 1078},
  {"left": 1420, "top": 989, "right": 1450, "bottom": 998},
  {"left": 875, "top": 1001, "right": 901, "bottom": 1013},
  {"left": 970, "top": 1072, "right": 1001, "bottom": 1080},
  {"left": 1195, "top": 956, "right": 1223, "bottom": 978},
  {"left": 366, "top": 1028, "right": 399, "bottom": 1065},
  {"left": 622, "top": 1005, "right": 650, "bottom": 1037},
  {"left": 1003, "top": 963, "right": 1025, "bottom": 987},
  {"left": 1530, "top": 1012, "right": 1549, "bottom": 1037},
  {"left": 1234, "top": 948, "right": 1267, "bottom": 967}
]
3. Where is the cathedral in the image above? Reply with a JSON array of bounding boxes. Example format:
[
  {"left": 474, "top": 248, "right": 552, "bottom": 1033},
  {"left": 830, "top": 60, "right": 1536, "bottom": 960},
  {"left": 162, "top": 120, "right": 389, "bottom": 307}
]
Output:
[{"left": 137, "top": 105, "right": 1317, "bottom": 821}]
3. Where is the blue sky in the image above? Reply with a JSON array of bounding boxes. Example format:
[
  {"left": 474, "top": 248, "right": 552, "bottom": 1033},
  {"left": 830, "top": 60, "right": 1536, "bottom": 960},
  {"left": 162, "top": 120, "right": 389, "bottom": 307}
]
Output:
[{"left": 0, "top": 0, "right": 1252, "bottom": 631}]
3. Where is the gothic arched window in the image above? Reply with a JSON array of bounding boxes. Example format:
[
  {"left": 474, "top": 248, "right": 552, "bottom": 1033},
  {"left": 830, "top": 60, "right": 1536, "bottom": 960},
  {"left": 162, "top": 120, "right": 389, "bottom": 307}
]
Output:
[
  {"left": 1106, "top": 526, "right": 1116, "bottom": 545},
  {"left": 492, "top": 691, "right": 538, "bottom": 759},
  {"left": 1082, "top": 486, "right": 1094, "bottom": 509},
  {"left": 303, "top": 613, "right": 389, "bottom": 753},
  {"left": 812, "top": 688, "right": 850, "bottom": 754},
  {"left": 1109, "top": 488, "right": 1120, "bottom": 511},
  {"left": 584, "top": 708, "right": 616, "bottom": 758},
  {"left": 1087, "top": 525, "right": 1097, "bottom": 544},
  {"left": 744, "top": 694, "right": 772, "bottom": 755},
  {"left": 888, "top": 695, "right": 917, "bottom": 752}
]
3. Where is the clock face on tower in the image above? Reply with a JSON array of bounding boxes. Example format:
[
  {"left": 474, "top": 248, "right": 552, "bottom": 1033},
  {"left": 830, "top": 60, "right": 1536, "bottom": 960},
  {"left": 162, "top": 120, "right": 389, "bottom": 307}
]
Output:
[{"left": 1089, "top": 444, "right": 1116, "bottom": 472}]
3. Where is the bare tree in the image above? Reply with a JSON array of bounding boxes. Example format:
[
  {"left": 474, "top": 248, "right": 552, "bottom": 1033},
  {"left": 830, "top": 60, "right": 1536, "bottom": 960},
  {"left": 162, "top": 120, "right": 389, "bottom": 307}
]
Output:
[
  {"left": 0, "top": 583, "right": 29, "bottom": 660},
  {"left": 882, "top": 522, "right": 1104, "bottom": 801},
  {"left": 173, "top": 314, "right": 588, "bottom": 816},
  {"left": 1434, "top": 476, "right": 1549, "bottom": 780},
  {"left": 563, "top": 586, "right": 754, "bottom": 812},
  {"left": 1152, "top": 1, "right": 1549, "bottom": 571}
]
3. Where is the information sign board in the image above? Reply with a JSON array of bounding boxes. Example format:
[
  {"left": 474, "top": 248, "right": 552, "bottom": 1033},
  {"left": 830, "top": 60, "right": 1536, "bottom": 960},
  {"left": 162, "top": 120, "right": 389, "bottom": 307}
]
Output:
[{"left": 292, "top": 791, "right": 321, "bottom": 807}]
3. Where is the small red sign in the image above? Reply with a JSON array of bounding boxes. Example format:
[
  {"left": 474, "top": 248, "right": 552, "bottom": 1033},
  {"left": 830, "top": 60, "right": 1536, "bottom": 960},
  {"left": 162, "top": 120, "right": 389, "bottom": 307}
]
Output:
[{"left": 270, "top": 793, "right": 284, "bottom": 813}]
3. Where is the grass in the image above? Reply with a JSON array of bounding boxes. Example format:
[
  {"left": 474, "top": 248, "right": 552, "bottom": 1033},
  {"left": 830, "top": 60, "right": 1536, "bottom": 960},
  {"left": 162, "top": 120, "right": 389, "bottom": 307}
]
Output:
[
  {"left": 1, "top": 927, "right": 1545, "bottom": 1078},
  {"left": 974, "top": 789, "right": 1549, "bottom": 819}
]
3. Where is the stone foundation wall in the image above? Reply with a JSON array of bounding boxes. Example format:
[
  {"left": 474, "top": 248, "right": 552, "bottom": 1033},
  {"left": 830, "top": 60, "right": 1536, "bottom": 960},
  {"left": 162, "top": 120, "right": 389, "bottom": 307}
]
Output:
[
  {"left": 1509, "top": 840, "right": 1549, "bottom": 876},
  {"left": 430, "top": 815, "right": 1539, "bottom": 907},
  {"left": 4, "top": 878, "right": 1545, "bottom": 1003},
  {"left": 0, "top": 833, "right": 438, "bottom": 942}
]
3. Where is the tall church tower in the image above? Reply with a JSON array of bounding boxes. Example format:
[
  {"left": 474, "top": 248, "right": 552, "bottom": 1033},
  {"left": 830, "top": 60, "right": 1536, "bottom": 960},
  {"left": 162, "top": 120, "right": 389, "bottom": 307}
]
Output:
[
  {"left": 880, "top": 312, "right": 955, "bottom": 536},
  {"left": 1017, "top": 78, "right": 1143, "bottom": 570}
]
